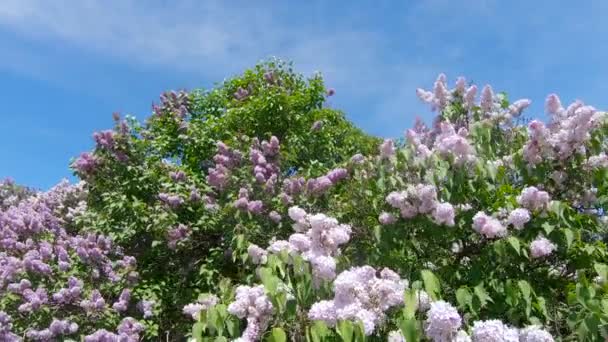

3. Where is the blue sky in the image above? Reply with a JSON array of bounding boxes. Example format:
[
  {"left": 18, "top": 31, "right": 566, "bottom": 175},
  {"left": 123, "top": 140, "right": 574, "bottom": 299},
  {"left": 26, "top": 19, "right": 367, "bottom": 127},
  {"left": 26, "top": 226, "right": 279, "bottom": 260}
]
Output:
[{"left": 1, "top": 0, "right": 607, "bottom": 189}]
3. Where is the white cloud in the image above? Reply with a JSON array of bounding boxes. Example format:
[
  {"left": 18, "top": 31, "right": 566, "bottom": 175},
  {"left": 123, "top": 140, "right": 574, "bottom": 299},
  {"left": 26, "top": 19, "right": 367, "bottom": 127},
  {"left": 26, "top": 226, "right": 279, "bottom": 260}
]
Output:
[
  {"left": 0, "top": 0, "right": 439, "bottom": 137},
  {"left": 1, "top": 0, "right": 605, "bottom": 138}
]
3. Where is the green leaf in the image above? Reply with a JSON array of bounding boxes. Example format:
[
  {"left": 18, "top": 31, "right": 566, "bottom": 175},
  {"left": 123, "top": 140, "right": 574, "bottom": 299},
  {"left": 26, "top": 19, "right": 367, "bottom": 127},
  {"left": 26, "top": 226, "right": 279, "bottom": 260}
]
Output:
[
  {"left": 404, "top": 289, "right": 418, "bottom": 318},
  {"left": 353, "top": 321, "right": 367, "bottom": 342},
  {"left": 373, "top": 225, "right": 382, "bottom": 242},
  {"left": 563, "top": 228, "right": 574, "bottom": 249},
  {"left": 518, "top": 280, "right": 532, "bottom": 317},
  {"left": 310, "top": 321, "right": 330, "bottom": 342},
  {"left": 225, "top": 317, "right": 240, "bottom": 338},
  {"left": 541, "top": 222, "right": 555, "bottom": 236},
  {"left": 268, "top": 328, "right": 287, "bottom": 342},
  {"left": 399, "top": 317, "right": 419, "bottom": 342},
  {"left": 456, "top": 287, "right": 472, "bottom": 310},
  {"left": 474, "top": 283, "right": 492, "bottom": 307},
  {"left": 506, "top": 236, "right": 521, "bottom": 255},
  {"left": 594, "top": 263, "right": 608, "bottom": 283},
  {"left": 421, "top": 270, "right": 441, "bottom": 301},
  {"left": 192, "top": 322, "right": 205, "bottom": 342},
  {"left": 258, "top": 267, "right": 279, "bottom": 294},
  {"left": 336, "top": 320, "right": 354, "bottom": 342},
  {"left": 518, "top": 280, "right": 532, "bottom": 303}
]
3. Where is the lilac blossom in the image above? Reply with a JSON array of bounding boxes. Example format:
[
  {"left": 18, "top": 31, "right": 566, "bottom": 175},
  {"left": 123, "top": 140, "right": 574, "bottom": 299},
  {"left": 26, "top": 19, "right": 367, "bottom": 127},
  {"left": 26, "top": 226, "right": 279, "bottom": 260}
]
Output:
[{"left": 530, "top": 236, "right": 557, "bottom": 258}]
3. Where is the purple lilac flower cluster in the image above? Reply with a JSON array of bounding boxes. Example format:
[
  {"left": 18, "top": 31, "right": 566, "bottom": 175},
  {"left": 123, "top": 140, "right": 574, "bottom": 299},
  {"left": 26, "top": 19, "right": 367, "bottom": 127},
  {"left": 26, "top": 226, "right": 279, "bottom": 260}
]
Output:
[
  {"left": 250, "top": 136, "right": 280, "bottom": 191},
  {"left": 0, "top": 181, "right": 148, "bottom": 339},
  {"left": 207, "top": 141, "right": 243, "bottom": 191},
  {"left": 153, "top": 90, "right": 190, "bottom": 118}
]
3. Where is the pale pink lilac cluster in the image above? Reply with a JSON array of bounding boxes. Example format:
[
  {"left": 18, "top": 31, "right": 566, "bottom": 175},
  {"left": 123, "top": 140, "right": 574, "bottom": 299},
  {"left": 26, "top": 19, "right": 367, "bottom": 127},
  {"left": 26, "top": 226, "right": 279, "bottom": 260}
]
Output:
[
  {"left": 530, "top": 236, "right": 557, "bottom": 259},
  {"left": 406, "top": 129, "right": 432, "bottom": 160},
  {"left": 287, "top": 208, "right": 351, "bottom": 282},
  {"left": 247, "top": 244, "right": 268, "bottom": 265},
  {"left": 267, "top": 211, "right": 282, "bottom": 223},
  {"left": 506, "top": 208, "right": 531, "bottom": 230},
  {"left": 424, "top": 301, "right": 462, "bottom": 341},
  {"left": 416, "top": 74, "right": 453, "bottom": 112},
  {"left": 471, "top": 321, "right": 554, "bottom": 342},
  {"left": 519, "top": 325, "right": 555, "bottom": 342},
  {"left": 433, "top": 122, "right": 476, "bottom": 165},
  {"left": 416, "top": 74, "right": 531, "bottom": 125},
  {"left": 385, "top": 184, "right": 455, "bottom": 226},
  {"left": 182, "top": 294, "right": 219, "bottom": 320},
  {"left": 471, "top": 320, "right": 519, "bottom": 342},
  {"left": 308, "top": 266, "right": 407, "bottom": 335},
  {"left": 380, "top": 139, "right": 396, "bottom": 160},
  {"left": 523, "top": 94, "right": 605, "bottom": 165},
  {"left": 227, "top": 285, "right": 274, "bottom": 341},
  {"left": 585, "top": 152, "right": 608, "bottom": 170},
  {"left": 472, "top": 212, "right": 507, "bottom": 238},
  {"left": 248, "top": 207, "right": 351, "bottom": 284},
  {"left": 517, "top": 187, "right": 551, "bottom": 212},
  {"left": 378, "top": 212, "right": 397, "bottom": 225}
]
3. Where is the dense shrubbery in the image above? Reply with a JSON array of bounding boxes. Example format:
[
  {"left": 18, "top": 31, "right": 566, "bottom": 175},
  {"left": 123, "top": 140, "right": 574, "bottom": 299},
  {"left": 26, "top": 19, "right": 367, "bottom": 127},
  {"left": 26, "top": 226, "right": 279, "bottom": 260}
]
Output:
[{"left": 1, "top": 60, "right": 607, "bottom": 341}]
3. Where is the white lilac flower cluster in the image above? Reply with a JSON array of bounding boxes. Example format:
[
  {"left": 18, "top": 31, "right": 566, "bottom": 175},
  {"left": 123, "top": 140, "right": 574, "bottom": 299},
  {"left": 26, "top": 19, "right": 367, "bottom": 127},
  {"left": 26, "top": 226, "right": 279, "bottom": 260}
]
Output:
[
  {"left": 421, "top": 301, "right": 554, "bottom": 342},
  {"left": 182, "top": 294, "right": 220, "bottom": 320},
  {"left": 227, "top": 285, "right": 274, "bottom": 342},
  {"left": 308, "top": 266, "right": 417, "bottom": 335},
  {"left": 385, "top": 184, "right": 456, "bottom": 226},
  {"left": 248, "top": 206, "right": 351, "bottom": 284},
  {"left": 529, "top": 236, "right": 557, "bottom": 259}
]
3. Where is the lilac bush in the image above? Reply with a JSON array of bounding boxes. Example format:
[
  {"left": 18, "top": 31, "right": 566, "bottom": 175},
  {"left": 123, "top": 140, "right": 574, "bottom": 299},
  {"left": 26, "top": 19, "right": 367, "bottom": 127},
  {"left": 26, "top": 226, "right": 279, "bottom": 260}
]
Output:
[
  {"left": 185, "top": 71, "right": 607, "bottom": 340},
  {"left": 7, "top": 61, "right": 603, "bottom": 340}
]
